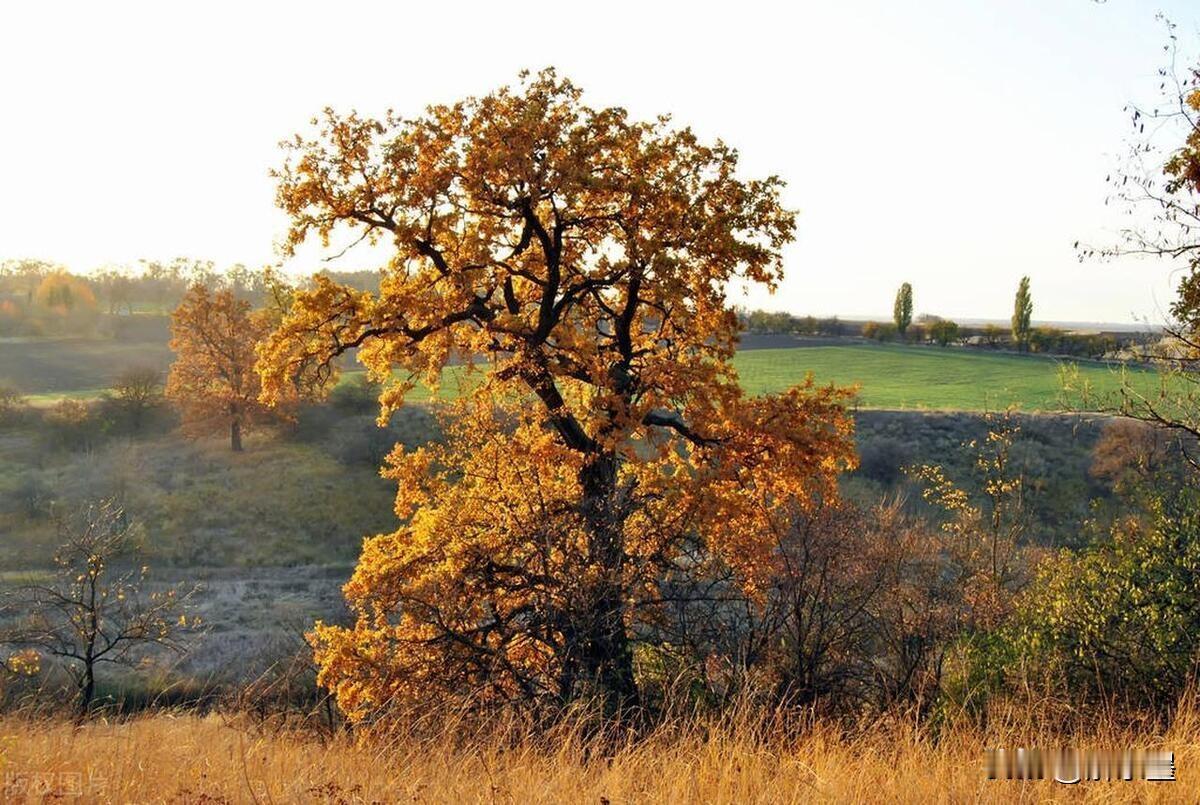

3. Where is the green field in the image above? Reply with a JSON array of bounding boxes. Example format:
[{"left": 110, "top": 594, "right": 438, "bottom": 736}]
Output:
[
  {"left": 351, "top": 343, "right": 1154, "bottom": 412},
  {"left": 12, "top": 338, "right": 1158, "bottom": 412},
  {"left": 732, "top": 343, "right": 1149, "bottom": 411}
]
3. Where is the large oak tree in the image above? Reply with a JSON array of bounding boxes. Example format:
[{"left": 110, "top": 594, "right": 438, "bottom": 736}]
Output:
[{"left": 258, "top": 70, "right": 856, "bottom": 716}]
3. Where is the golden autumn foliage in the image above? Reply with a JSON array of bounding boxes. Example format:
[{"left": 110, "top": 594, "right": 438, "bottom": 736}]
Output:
[
  {"left": 258, "top": 69, "right": 857, "bottom": 716},
  {"left": 27, "top": 270, "right": 100, "bottom": 335},
  {"left": 1164, "top": 85, "right": 1200, "bottom": 200},
  {"left": 167, "top": 284, "right": 276, "bottom": 451},
  {"left": 33, "top": 270, "right": 97, "bottom": 314}
]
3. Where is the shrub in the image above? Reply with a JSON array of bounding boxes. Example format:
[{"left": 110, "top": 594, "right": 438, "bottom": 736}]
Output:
[
  {"left": 928, "top": 319, "right": 960, "bottom": 347},
  {"left": 326, "top": 407, "right": 441, "bottom": 467},
  {"left": 1089, "top": 418, "right": 1181, "bottom": 490},
  {"left": 856, "top": 436, "right": 914, "bottom": 486},
  {"left": 329, "top": 374, "right": 382, "bottom": 415},
  {"left": 40, "top": 399, "right": 106, "bottom": 451},
  {"left": 862, "top": 321, "right": 898, "bottom": 341},
  {"left": 0, "top": 384, "right": 26, "bottom": 426},
  {"left": 6, "top": 475, "right": 54, "bottom": 519},
  {"left": 653, "top": 500, "right": 954, "bottom": 713},
  {"left": 328, "top": 418, "right": 398, "bottom": 467},
  {"left": 105, "top": 367, "right": 165, "bottom": 433},
  {"left": 1011, "top": 486, "right": 1200, "bottom": 709}
]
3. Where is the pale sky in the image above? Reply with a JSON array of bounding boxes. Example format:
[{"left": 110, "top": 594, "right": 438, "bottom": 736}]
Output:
[{"left": 1, "top": 0, "right": 1196, "bottom": 324}]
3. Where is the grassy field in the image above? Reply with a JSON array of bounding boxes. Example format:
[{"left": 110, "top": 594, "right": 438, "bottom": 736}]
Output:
[
  {"left": 8, "top": 336, "right": 1158, "bottom": 411},
  {"left": 0, "top": 429, "right": 399, "bottom": 568},
  {"left": 1, "top": 704, "right": 1195, "bottom": 803},
  {"left": 0, "top": 337, "right": 173, "bottom": 394},
  {"left": 354, "top": 343, "right": 1155, "bottom": 412},
  {"left": 733, "top": 343, "right": 1150, "bottom": 411}
]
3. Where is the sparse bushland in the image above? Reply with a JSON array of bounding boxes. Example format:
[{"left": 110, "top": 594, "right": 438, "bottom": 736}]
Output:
[
  {"left": 0, "top": 355, "right": 1197, "bottom": 798},
  {"left": 0, "top": 428, "right": 400, "bottom": 569}
]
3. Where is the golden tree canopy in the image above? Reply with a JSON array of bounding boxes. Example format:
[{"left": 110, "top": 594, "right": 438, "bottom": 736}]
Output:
[
  {"left": 167, "top": 284, "right": 275, "bottom": 451},
  {"left": 258, "top": 70, "right": 857, "bottom": 715}
]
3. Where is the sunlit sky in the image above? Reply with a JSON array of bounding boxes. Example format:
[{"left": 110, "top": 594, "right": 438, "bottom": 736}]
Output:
[{"left": 1, "top": 1, "right": 1197, "bottom": 324}]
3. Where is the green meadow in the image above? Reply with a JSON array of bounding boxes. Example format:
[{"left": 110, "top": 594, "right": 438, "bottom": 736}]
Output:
[
  {"left": 731, "top": 343, "right": 1151, "bottom": 411},
  {"left": 346, "top": 342, "right": 1154, "bottom": 412},
  {"left": 12, "top": 338, "right": 1157, "bottom": 412}
]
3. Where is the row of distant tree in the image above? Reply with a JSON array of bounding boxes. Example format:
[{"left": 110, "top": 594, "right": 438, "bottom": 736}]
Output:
[
  {"left": 742, "top": 277, "right": 1136, "bottom": 359},
  {"left": 5, "top": 259, "right": 1129, "bottom": 361},
  {"left": 888, "top": 277, "right": 1034, "bottom": 349},
  {"left": 0, "top": 258, "right": 381, "bottom": 337}
]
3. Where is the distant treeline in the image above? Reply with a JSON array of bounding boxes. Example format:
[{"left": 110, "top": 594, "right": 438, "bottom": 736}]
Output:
[
  {"left": 1, "top": 261, "right": 1146, "bottom": 363},
  {"left": 739, "top": 308, "right": 1145, "bottom": 360},
  {"left": 0, "top": 259, "right": 381, "bottom": 338}
]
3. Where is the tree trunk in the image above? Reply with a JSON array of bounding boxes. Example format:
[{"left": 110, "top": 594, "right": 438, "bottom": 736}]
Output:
[
  {"left": 573, "top": 452, "right": 638, "bottom": 711},
  {"left": 230, "top": 418, "right": 243, "bottom": 452},
  {"left": 78, "top": 662, "right": 95, "bottom": 721}
]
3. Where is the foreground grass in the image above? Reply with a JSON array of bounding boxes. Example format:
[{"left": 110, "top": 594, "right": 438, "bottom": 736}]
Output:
[{"left": 1, "top": 706, "right": 1196, "bottom": 803}]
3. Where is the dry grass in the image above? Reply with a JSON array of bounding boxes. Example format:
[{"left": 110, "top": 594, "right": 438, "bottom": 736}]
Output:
[{"left": 1, "top": 704, "right": 1199, "bottom": 804}]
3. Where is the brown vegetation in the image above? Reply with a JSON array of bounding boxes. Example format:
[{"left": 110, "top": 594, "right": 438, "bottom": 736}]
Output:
[{"left": 0, "top": 700, "right": 1197, "bottom": 803}]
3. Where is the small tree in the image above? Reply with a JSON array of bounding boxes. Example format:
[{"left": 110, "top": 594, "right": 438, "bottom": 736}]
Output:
[
  {"left": 108, "top": 367, "right": 163, "bottom": 433},
  {"left": 1067, "top": 35, "right": 1200, "bottom": 466},
  {"left": 0, "top": 500, "right": 199, "bottom": 717},
  {"left": 41, "top": 398, "right": 102, "bottom": 451},
  {"left": 928, "top": 318, "right": 960, "bottom": 347},
  {"left": 911, "top": 411, "right": 1030, "bottom": 632},
  {"left": 1011, "top": 276, "right": 1032, "bottom": 351},
  {"left": 91, "top": 268, "right": 135, "bottom": 315},
  {"left": 32, "top": 271, "right": 100, "bottom": 335},
  {"left": 893, "top": 282, "right": 913, "bottom": 339},
  {"left": 763, "top": 501, "right": 949, "bottom": 710},
  {"left": 167, "top": 284, "right": 272, "bottom": 451}
]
